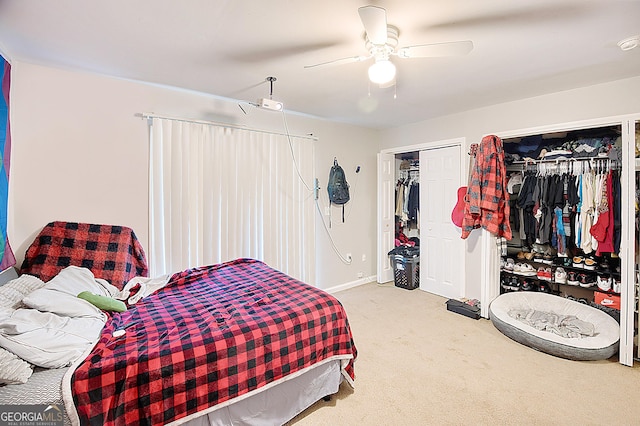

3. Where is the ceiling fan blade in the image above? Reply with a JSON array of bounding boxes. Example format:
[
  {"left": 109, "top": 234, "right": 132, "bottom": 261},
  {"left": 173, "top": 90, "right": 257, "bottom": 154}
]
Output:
[
  {"left": 358, "top": 5, "right": 388, "bottom": 45},
  {"left": 425, "top": 3, "right": 589, "bottom": 31},
  {"left": 227, "top": 40, "right": 343, "bottom": 63},
  {"left": 304, "top": 54, "right": 370, "bottom": 69},
  {"left": 396, "top": 40, "right": 473, "bottom": 58}
]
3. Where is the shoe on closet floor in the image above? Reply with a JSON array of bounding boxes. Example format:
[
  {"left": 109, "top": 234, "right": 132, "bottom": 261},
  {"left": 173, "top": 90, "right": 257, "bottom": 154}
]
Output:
[
  {"left": 521, "top": 279, "right": 537, "bottom": 291},
  {"left": 596, "top": 275, "right": 612, "bottom": 292},
  {"left": 501, "top": 277, "right": 511, "bottom": 291},
  {"left": 597, "top": 258, "right": 611, "bottom": 273},
  {"left": 504, "top": 258, "right": 515, "bottom": 272},
  {"left": 578, "top": 273, "right": 595, "bottom": 288},
  {"left": 504, "top": 277, "right": 520, "bottom": 291},
  {"left": 536, "top": 267, "right": 547, "bottom": 281},
  {"left": 554, "top": 267, "right": 567, "bottom": 284},
  {"left": 584, "top": 256, "right": 597, "bottom": 270},
  {"left": 612, "top": 278, "right": 621, "bottom": 293},
  {"left": 572, "top": 256, "right": 584, "bottom": 268}
]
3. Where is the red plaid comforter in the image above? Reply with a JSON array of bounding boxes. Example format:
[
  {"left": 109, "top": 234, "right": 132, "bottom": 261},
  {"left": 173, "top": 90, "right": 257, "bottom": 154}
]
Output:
[{"left": 70, "top": 258, "right": 357, "bottom": 425}]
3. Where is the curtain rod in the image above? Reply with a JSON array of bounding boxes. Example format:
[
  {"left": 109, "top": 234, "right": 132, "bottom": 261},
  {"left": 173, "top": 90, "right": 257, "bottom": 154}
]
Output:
[{"left": 140, "top": 112, "right": 318, "bottom": 141}]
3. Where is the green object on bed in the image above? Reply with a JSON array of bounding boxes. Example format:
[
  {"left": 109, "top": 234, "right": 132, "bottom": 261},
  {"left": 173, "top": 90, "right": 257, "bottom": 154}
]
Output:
[{"left": 77, "top": 291, "right": 127, "bottom": 312}]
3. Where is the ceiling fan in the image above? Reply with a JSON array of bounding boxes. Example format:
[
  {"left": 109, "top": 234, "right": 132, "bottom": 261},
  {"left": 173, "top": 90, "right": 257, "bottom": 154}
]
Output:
[{"left": 304, "top": 5, "right": 474, "bottom": 86}]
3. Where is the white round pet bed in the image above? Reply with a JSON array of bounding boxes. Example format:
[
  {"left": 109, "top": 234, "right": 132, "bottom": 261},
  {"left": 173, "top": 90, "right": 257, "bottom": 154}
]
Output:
[{"left": 489, "top": 292, "right": 619, "bottom": 361}]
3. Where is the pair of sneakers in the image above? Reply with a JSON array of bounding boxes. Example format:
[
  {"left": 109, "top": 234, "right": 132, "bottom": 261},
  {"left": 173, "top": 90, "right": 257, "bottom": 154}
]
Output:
[
  {"left": 501, "top": 276, "right": 520, "bottom": 291},
  {"left": 536, "top": 266, "right": 552, "bottom": 281},
  {"left": 572, "top": 255, "right": 597, "bottom": 270},
  {"left": 513, "top": 263, "right": 536, "bottom": 276},
  {"left": 567, "top": 271, "right": 580, "bottom": 286}
]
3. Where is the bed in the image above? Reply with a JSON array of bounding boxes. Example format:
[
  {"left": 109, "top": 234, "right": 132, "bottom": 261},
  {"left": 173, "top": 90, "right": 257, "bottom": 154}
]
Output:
[
  {"left": 0, "top": 221, "right": 357, "bottom": 425},
  {"left": 489, "top": 291, "right": 619, "bottom": 361}
]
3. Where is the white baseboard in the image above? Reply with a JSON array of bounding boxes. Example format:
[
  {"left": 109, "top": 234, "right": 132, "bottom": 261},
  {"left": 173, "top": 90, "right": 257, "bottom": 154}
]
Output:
[{"left": 324, "top": 275, "right": 377, "bottom": 294}]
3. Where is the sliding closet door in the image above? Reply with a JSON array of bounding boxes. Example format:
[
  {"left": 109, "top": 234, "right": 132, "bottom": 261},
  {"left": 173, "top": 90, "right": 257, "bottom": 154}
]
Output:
[{"left": 419, "top": 146, "right": 464, "bottom": 298}]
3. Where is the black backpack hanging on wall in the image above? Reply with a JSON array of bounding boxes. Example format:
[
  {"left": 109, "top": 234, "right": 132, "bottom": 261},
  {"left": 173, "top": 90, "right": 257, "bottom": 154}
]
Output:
[{"left": 327, "top": 158, "right": 350, "bottom": 223}]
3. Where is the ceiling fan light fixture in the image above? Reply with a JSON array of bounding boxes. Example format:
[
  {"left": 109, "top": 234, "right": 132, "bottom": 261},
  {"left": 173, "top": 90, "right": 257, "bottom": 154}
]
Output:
[{"left": 368, "top": 60, "right": 396, "bottom": 85}]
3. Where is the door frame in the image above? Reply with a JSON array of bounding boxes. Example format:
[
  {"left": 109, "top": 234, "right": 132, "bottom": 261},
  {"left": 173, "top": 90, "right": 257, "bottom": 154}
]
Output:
[{"left": 378, "top": 138, "right": 466, "bottom": 289}]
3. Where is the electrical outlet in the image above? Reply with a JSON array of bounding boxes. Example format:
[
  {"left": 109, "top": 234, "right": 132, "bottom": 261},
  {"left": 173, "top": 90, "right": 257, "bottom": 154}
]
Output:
[
  {"left": 361, "top": 254, "right": 366, "bottom": 262},
  {"left": 357, "top": 272, "right": 364, "bottom": 278},
  {"left": 346, "top": 253, "right": 352, "bottom": 262}
]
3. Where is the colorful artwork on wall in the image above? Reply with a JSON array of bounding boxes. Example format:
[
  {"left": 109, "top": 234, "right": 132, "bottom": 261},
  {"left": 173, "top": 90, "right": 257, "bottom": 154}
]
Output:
[{"left": 0, "top": 56, "right": 16, "bottom": 270}]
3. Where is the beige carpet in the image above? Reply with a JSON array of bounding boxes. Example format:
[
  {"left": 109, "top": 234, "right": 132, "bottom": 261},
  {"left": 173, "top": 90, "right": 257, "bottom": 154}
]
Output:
[{"left": 289, "top": 282, "right": 640, "bottom": 426}]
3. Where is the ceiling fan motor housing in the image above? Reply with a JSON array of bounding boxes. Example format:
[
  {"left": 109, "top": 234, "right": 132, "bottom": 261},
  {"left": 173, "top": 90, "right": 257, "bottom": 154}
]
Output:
[{"left": 365, "top": 25, "right": 399, "bottom": 61}]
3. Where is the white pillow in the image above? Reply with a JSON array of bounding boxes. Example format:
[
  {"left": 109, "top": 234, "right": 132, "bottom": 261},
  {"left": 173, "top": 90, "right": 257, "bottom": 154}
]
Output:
[
  {"left": 0, "top": 274, "right": 46, "bottom": 321},
  {"left": 0, "top": 308, "right": 105, "bottom": 368},
  {"left": 22, "top": 266, "right": 117, "bottom": 318},
  {"left": 0, "top": 347, "right": 33, "bottom": 385},
  {"left": 0, "top": 275, "right": 45, "bottom": 381}
]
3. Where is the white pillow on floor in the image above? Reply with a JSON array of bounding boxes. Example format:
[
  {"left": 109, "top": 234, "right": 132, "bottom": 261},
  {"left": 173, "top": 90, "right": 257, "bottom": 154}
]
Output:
[{"left": 0, "top": 347, "right": 33, "bottom": 384}]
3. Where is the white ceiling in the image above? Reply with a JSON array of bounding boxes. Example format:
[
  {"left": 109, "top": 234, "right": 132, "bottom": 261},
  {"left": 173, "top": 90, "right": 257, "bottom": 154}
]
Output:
[{"left": 0, "top": 0, "right": 638, "bottom": 129}]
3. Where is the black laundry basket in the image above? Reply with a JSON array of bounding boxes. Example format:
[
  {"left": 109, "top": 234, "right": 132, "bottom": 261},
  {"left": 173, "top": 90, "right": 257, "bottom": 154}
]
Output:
[{"left": 388, "top": 246, "right": 420, "bottom": 290}]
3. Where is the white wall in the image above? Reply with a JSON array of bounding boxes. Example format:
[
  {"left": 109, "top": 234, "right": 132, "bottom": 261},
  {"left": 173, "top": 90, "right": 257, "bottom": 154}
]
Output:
[
  {"left": 10, "top": 61, "right": 637, "bottom": 294},
  {"left": 380, "top": 75, "right": 640, "bottom": 299},
  {"left": 8, "top": 61, "right": 380, "bottom": 290}
]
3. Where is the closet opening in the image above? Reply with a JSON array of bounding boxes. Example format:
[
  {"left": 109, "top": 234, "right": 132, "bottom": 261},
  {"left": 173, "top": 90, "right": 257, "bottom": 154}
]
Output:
[
  {"left": 499, "top": 123, "right": 631, "bottom": 348},
  {"left": 378, "top": 140, "right": 465, "bottom": 300},
  {"left": 394, "top": 152, "right": 420, "bottom": 250}
]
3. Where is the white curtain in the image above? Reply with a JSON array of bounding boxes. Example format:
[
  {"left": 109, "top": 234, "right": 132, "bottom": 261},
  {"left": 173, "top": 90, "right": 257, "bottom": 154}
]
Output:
[{"left": 148, "top": 117, "right": 315, "bottom": 283}]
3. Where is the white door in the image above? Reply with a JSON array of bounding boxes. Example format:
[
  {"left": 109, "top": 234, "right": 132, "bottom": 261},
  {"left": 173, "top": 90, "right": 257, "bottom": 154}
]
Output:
[
  {"left": 377, "top": 153, "right": 395, "bottom": 283},
  {"left": 420, "top": 146, "right": 464, "bottom": 298}
]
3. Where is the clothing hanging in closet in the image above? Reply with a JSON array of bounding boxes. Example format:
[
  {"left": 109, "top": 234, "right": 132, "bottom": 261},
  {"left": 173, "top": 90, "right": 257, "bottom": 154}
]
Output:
[
  {"left": 395, "top": 170, "right": 419, "bottom": 228},
  {"left": 461, "top": 134, "right": 512, "bottom": 240},
  {"left": 508, "top": 158, "right": 621, "bottom": 256}
]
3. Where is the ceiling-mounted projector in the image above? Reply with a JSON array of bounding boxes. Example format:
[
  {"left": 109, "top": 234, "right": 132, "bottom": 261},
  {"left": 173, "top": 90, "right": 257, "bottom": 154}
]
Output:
[
  {"left": 257, "top": 97, "right": 283, "bottom": 111},
  {"left": 238, "top": 77, "right": 285, "bottom": 114}
]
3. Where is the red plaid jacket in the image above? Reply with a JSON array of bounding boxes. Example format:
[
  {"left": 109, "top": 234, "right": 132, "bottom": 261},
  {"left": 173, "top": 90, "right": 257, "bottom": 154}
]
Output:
[{"left": 461, "top": 135, "right": 512, "bottom": 240}]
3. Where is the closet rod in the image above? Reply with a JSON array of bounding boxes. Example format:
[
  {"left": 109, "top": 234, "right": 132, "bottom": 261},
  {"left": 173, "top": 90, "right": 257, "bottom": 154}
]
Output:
[
  {"left": 513, "top": 156, "right": 617, "bottom": 166},
  {"left": 140, "top": 112, "right": 318, "bottom": 141},
  {"left": 518, "top": 157, "right": 620, "bottom": 175}
]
